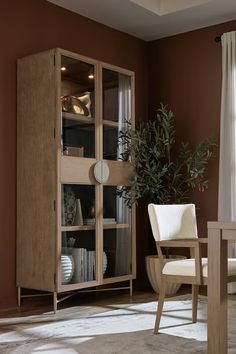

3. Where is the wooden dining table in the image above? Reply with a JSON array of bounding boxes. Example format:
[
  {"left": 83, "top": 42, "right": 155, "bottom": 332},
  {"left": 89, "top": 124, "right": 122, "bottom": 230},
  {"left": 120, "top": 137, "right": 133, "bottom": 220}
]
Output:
[{"left": 207, "top": 221, "right": 236, "bottom": 354}]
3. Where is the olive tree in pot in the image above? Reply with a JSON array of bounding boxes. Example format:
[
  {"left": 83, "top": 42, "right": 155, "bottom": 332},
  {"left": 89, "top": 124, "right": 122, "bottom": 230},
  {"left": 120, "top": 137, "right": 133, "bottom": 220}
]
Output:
[{"left": 117, "top": 103, "right": 217, "bottom": 294}]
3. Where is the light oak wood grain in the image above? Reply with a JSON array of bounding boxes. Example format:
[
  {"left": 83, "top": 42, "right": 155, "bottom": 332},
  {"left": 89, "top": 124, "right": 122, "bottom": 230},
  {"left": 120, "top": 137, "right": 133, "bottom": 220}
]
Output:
[
  {"left": 104, "top": 160, "right": 133, "bottom": 186},
  {"left": 17, "top": 49, "right": 57, "bottom": 292},
  {"left": 208, "top": 228, "right": 228, "bottom": 354},
  {"left": 207, "top": 223, "right": 236, "bottom": 354},
  {"left": 60, "top": 156, "right": 97, "bottom": 184}
]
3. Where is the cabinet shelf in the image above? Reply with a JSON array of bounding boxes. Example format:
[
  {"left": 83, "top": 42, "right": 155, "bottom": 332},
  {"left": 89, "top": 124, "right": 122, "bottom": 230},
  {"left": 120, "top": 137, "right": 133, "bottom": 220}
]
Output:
[
  {"left": 61, "top": 223, "right": 129, "bottom": 232},
  {"left": 104, "top": 223, "right": 129, "bottom": 229},
  {"left": 103, "top": 120, "right": 119, "bottom": 128},
  {"left": 63, "top": 112, "right": 95, "bottom": 127},
  {"left": 61, "top": 225, "right": 95, "bottom": 231}
]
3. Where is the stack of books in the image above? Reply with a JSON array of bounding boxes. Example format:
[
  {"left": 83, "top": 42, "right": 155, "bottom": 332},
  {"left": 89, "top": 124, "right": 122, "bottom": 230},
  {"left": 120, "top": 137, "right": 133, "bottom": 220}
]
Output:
[
  {"left": 62, "top": 247, "right": 108, "bottom": 283},
  {"left": 69, "top": 248, "right": 96, "bottom": 282}
]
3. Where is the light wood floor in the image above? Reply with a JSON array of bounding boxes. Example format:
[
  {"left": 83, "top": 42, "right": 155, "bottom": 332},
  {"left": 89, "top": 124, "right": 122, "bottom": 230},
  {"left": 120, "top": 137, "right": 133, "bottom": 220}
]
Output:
[{"left": 0, "top": 284, "right": 199, "bottom": 318}]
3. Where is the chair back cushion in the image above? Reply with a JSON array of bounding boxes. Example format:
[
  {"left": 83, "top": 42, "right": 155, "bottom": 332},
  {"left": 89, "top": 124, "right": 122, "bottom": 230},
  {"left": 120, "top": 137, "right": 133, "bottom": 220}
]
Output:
[{"left": 148, "top": 204, "right": 198, "bottom": 241}]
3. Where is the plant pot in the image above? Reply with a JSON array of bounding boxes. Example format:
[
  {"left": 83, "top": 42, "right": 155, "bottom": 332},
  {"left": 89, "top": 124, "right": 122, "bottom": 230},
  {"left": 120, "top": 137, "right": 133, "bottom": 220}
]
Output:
[{"left": 145, "top": 255, "right": 187, "bottom": 296}]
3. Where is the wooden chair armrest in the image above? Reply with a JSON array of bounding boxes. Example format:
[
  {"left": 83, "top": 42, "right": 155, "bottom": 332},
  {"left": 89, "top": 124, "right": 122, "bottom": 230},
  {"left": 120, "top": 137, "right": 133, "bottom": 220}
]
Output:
[
  {"left": 157, "top": 238, "right": 208, "bottom": 248},
  {"left": 156, "top": 239, "right": 206, "bottom": 285},
  {"left": 156, "top": 239, "right": 199, "bottom": 248}
]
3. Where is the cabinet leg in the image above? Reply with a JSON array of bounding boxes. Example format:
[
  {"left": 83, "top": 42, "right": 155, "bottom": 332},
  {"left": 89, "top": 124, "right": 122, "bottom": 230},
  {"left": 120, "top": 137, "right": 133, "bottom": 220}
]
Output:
[
  {"left": 17, "top": 287, "right": 21, "bottom": 307},
  {"left": 53, "top": 292, "right": 57, "bottom": 314},
  {"left": 130, "top": 279, "right": 133, "bottom": 297}
]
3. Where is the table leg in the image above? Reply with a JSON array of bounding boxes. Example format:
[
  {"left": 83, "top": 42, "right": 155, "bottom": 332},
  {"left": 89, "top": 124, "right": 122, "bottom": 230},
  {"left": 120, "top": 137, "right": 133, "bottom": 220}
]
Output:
[{"left": 208, "top": 228, "right": 228, "bottom": 354}]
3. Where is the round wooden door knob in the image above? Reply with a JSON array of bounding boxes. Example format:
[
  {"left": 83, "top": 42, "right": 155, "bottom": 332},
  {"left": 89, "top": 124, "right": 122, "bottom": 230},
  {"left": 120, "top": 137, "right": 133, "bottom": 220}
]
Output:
[{"left": 94, "top": 160, "right": 110, "bottom": 183}]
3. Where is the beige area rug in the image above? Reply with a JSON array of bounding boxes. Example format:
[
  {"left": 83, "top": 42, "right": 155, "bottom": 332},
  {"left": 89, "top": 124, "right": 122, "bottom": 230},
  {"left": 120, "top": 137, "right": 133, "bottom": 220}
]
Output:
[{"left": 1, "top": 295, "right": 236, "bottom": 354}]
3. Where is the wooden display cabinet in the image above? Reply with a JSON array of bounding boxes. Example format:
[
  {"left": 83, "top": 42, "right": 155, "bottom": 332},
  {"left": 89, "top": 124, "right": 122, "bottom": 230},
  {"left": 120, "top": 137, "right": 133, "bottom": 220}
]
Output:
[{"left": 17, "top": 48, "right": 136, "bottom": 312}]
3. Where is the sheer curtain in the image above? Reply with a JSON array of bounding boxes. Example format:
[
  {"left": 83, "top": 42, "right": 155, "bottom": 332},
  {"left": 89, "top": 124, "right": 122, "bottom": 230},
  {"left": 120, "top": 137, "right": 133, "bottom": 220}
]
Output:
[
  {"left": 218, "top": 31, "right": 236, "bottom": 293},
  {"left": 115, "top": 73, "right": 131, "bottom": 275}
]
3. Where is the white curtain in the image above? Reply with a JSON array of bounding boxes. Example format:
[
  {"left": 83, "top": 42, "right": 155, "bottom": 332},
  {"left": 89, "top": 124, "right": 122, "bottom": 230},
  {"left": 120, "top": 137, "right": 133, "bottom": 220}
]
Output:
[
  {"left": 115, "top": 74, "right": 132, "bottom": 275},
  {"left": 218, "top": 31, "right": 236, "bottom": 293}
]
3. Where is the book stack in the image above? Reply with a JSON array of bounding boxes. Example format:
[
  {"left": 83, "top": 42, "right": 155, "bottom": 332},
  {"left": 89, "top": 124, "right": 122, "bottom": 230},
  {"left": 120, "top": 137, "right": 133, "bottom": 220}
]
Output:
[
  {"left": 62, "top": 248, "right": 108, "bottom": 283},
  {"left": 69, "top": 248, "right": 96, "bottom": 282}
]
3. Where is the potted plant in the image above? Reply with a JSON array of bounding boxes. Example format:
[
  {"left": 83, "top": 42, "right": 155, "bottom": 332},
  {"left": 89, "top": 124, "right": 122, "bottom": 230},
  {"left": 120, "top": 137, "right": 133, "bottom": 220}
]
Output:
[
  {"left": 117, "top": 103, "right": 216, "bottom": 294},
  {"left": 117, "top": 103, "right": 216, "bottom": 207}
]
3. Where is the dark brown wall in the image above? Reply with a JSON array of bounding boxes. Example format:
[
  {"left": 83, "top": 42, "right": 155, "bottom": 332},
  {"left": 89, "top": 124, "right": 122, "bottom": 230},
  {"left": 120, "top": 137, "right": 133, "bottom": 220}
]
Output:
[
  {"left": 0, "top": 0, "right": 148, "bottom": 311},
  {"left": 148, "top": 20, "right": 236, "bottom": 237}
]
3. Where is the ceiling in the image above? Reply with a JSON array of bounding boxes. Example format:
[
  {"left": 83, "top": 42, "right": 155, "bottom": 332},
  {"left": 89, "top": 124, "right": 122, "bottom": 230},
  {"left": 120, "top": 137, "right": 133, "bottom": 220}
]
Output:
[{"left": 47, "top": 0, "right": 236, "bottom": 41}]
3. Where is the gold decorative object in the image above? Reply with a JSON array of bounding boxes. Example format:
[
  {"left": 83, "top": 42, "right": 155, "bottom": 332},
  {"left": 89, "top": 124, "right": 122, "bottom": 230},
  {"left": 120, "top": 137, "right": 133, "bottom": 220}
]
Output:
[{"left": 61, "top": 95, "right": 89, "bottom": 116}]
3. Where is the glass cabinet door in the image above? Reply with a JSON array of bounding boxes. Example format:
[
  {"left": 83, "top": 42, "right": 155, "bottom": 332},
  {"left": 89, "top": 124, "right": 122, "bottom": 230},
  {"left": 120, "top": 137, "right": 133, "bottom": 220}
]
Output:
[
  {"left": 61, "top": 55, "right": 96, "bottom": 159},
  {"left": 59, "top": 56, "right": 135, "bottom": 289},
  {"left": 102, "top": 68, "right": 132, "bottom": 161},
  {"left": 103, "top": 186, "right": 132, "bottom": 278},
  {"left": 61, "top": 184, "right": 97, "bottom": 285}
]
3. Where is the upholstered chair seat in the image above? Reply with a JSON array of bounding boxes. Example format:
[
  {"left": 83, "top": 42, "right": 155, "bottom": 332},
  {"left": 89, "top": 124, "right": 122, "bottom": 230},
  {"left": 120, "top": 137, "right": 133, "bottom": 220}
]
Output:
[{"left": 163, "top": 257, "right": 236, "bottom": 277}]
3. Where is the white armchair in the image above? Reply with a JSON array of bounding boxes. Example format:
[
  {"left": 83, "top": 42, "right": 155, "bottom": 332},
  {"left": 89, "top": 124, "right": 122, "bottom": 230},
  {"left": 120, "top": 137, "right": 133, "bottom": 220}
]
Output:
[{"left": 148, "top": 203, "right": 236, "bottom": 334}]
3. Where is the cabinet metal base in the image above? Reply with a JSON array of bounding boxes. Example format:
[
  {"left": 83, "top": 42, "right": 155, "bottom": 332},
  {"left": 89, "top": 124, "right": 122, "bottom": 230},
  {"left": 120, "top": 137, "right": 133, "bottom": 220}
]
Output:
[{"left": 17, "top": 280, "right": 133, "bottom": 313}]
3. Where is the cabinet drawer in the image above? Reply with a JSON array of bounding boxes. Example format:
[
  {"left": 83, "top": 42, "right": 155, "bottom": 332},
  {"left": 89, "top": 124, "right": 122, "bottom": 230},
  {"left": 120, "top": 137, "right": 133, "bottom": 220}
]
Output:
[
  {"left": 61, "top": 156, "right": 97, "bottom": 184},
  {"left": 104, "top": 160, "right": 133, "bottom": 186}
]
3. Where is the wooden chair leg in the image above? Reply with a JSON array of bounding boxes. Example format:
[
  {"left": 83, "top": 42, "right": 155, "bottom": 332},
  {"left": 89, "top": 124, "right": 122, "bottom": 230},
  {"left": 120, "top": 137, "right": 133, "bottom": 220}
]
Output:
[
  {"left": 192, "top": 284, "right": 199, "bottom": 323},
  {"left": 154, "top": 281, "right": 166, "bottom": 334}
]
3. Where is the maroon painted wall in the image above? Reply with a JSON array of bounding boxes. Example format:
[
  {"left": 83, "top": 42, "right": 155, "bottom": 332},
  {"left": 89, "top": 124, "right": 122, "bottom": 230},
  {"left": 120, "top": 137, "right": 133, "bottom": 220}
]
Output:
[
  {"left": 148, "top": 20, "right": 236, "bottom": 237},
  {"left": 0, "top": 0, "right": 148, "bottom": 311}
]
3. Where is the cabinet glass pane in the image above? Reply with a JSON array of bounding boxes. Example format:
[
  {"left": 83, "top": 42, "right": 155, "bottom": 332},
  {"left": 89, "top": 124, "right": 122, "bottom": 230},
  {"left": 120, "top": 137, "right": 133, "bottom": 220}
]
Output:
[
  {"left": 103, "top": 69, "right": 131, "bottom": 161},
  {"left": 63, "top": 122, "right": 95, "bottom": 159},
  {"left": 61, "top": 56, "right": 95, "bottom": 158},
  {"left": 61, "top": 184, "right": 96, "bottom": 285},
  {"left": 61, "top": 184, "right": 96, "bottom": 226},
  {"left": 103, "top": 126, "right": 118, "bottom": 160},
  {"left": 61, "top": 230, "right": 96, "bottom": 284},
  {"left": 103, "top": 186, "right": 132, "bottom": 278}
]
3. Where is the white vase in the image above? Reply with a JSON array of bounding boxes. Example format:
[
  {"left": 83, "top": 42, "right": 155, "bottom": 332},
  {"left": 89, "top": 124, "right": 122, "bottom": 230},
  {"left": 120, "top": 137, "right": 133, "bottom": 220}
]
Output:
[
  {"left": 61, "top": 255, "right": 74, "bottom": 284},
  {"left": 73, "top": 199, "right": 83, "bottom": 226}
]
